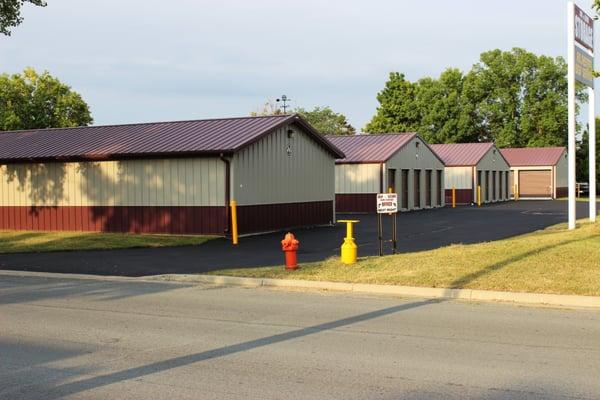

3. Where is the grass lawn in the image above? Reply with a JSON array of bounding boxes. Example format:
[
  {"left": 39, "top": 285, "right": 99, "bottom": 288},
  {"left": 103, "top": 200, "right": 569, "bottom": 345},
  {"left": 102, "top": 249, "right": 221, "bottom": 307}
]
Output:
[
  {"left": 557, "top": 197, "right": 598, "bottom": 202},
  {"left": 0, "top": 231, "right": 214, "bottom": 253},
  {"left": 210, "top": 220, "right": 600, "bottom": 296}
]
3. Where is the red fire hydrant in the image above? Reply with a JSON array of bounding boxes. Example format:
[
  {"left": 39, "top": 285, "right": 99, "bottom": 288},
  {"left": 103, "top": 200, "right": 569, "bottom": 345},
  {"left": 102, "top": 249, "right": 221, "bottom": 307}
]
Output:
[{"left": 281, "top": 232, "right": 299, "bottom": 270}]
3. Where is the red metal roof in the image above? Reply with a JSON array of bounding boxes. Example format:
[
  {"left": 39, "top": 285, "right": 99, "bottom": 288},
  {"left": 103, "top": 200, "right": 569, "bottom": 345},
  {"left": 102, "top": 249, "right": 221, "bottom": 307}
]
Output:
[
  {"left": 0, "top": 114, "right": 344, "bottom": 162},
  {"left": 325, "top": 133, "right": 417, "bottom": 163},
  {"left": 429, "top": 143, "right": 495, "bottom": 166},
  {"left": 500, "top": 147, "right": 566, "bottom": 166}
]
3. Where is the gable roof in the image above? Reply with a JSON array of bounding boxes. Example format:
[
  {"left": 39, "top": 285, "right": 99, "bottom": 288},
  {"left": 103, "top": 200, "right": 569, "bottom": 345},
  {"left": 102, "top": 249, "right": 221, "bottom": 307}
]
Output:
[
  {"left": 429, "top": 143, "right": 497, "bottom": 166},
  {"left": 325, "top": 133, "right": 418, "bottom": 163},
  {"left": 500, "top": 147, "right": 566, "bottom": 167},
  {"left": 0, "top": 114, "right": 344, "bottom": 163}
]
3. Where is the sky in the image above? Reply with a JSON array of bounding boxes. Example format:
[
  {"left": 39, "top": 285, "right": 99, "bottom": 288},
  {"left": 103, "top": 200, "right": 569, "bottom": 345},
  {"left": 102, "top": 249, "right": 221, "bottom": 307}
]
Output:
[{"left": 0, "top": 0, "right": 596, "bottom": 131}]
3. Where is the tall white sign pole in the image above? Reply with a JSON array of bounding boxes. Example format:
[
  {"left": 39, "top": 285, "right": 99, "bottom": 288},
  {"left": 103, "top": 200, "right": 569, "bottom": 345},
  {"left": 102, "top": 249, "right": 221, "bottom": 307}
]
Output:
[
  {"left": 590, "top": 87, "right": 597, "bottom": 222},
  {"left": 568, "top": 2, "right": 576, "bottom": 230}
]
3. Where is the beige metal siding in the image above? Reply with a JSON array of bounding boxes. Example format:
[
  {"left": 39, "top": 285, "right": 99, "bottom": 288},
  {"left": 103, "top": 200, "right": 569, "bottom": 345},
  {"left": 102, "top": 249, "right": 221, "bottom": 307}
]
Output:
[
  {"left": 384, "top": 137, "right": 445, "bottom": 209},
  {"left": 335, "top": 163, "right": 381, "bottom": 194},
  {"left": 444, "top": 167, "right": 473, "bottom": 189},
  {"left": 0, "top": 158, "right": 225, "bottom": 207},
  {"left": 232, "top": 124, "right": 335, "bottom": 206}
]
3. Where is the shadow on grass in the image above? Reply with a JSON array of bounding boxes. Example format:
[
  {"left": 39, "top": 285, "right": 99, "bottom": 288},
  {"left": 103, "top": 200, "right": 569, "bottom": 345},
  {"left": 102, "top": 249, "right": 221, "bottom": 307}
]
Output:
[{"left": 448, "top": 233, "right": 599, "bottom": 289}]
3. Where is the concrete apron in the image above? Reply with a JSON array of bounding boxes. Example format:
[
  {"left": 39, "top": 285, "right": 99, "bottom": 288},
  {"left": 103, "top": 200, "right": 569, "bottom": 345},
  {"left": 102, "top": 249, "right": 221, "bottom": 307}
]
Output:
[{"left": 4, "top": 270, "right": 595, "bottom": 309}]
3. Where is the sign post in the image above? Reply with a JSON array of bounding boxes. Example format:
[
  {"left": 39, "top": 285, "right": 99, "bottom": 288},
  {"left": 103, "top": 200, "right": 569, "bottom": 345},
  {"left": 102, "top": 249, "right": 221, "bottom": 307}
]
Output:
[
  {"left": 376, "top": 193, "right": 398, "bottom": 255},
  {"left": 568, "top": 2, "right": 596, "bottom": 229}
]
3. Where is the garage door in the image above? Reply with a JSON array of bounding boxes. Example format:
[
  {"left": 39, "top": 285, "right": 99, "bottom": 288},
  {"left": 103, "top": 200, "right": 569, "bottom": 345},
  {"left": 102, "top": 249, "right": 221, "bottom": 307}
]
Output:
[{"left": 519, "top": 170, "right": 552, "bottom": 198}]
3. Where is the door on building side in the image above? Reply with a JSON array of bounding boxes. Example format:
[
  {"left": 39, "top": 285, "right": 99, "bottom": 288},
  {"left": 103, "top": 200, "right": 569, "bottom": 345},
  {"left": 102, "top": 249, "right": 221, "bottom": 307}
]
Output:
[
  {"left": 414, "top": 169, "right": 421, "bottom": 208},
  {"left": 499, "top": 171, "right": 503, "bottom": 200},
  {"left": 492, "top": 171, "right": 497, "bottom": 200},
  {"left": 401, "top": 169, "right": 409, "bottom": 209},
  {"left": 387, "top": 169, "right": 396, "bottom": 193},
  {"left": 437, "top": 170, "right": 443, "bottom": 206},
  {"left": 485, "top": 171, "right": 489, "bottom": 202},
  {"left": 519, "top": 170, "right": 552, "bottom": 198},
  {"left": 425, "top": 170, "right": 432, "bottom": 207}
]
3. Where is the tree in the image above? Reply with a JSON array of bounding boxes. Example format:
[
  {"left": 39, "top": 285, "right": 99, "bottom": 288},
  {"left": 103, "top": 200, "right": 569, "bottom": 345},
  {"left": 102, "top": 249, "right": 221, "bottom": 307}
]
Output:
[
  {"left": 295, "top": 106, "right": 355, "bottom": 135},
  {"left": 0, "top": 67, "right": 93, "bottom": 131},
  {"left": 364, "top": 70, "right": 478, "bottom": 142},
  {"left": 365, "top": 48, "right": 577, "bottom": 147},
  {"left": 363, "top": 72, "right": 419, "bottom": 133},
  {"left": 0, "top": 0, "right": 46, "bottom": 36},
  {"left": 414, "top": 68, "right": 479, "bottom": 143},
  {"left": 463, "top": 48, "right": 571, "bottom": 148}
]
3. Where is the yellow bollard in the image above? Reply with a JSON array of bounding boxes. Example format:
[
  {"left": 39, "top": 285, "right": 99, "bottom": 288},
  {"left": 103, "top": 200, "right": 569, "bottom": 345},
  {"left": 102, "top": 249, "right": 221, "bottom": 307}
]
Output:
[
  {"left": 230, "top": 200, "right": 238, "bottom": 245},
  {"left": 477, "top": 185, "right": 481, "bottom": 207},
  {"left": 337, "top": 219, "right": 359, "bottom": 264},
  {"left": 452, "top": 186, "right": 456, "bottom": 208}
]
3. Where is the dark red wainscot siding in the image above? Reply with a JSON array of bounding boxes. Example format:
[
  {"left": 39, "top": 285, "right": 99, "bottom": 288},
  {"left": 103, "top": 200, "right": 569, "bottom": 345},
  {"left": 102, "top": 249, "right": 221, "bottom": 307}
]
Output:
[
  {"left": 236, "top": 201, "right": 333, "bottom": 235},
  {"left": 0, "top": 206, "right": 227, "bottom": 235},
  {"left": 444, "top": 189, "right": 474, "bottom": 205},
  {"left": 335, "top": 193, "right": 377, "bottom": 213},
  {"left": 556, "top": 187, "right": 568, "bottom": 198}
]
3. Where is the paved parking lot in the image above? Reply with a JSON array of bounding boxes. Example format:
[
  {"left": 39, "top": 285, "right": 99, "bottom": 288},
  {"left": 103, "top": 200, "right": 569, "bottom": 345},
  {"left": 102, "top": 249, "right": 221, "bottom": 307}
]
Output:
[{"left": 0, "top": 200, "right": 597, "bottom": 277}]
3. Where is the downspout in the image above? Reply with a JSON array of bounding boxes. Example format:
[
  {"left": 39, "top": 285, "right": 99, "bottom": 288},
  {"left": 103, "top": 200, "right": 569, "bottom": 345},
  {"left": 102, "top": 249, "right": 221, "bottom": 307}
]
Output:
[
  {"left": 380, "top": 163, "right": 384, "bottom": 193},
  {"left": 220, "top": 154, "right": 231, "bottom": 236}
]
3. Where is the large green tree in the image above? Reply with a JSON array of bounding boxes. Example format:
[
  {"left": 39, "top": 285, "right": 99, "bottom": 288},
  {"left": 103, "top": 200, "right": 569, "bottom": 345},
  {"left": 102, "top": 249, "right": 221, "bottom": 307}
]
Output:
[
  {"left": 363, "top": 72, "right": 419, "bottom": 134},
  {"left": 0, "top": 0, "right": 46, "bottom": 36},
  {"left": 0, "top": 68, "right": 93, "bottom": 131},
  {"left": 463, "top": 48, "right": 570, "bottom": 147},
  {"left": 295, "top": 106, "right": 355, "bottom": 135},
  {"left": 365, "top": 48, "right": 576, "bottom": 147}
]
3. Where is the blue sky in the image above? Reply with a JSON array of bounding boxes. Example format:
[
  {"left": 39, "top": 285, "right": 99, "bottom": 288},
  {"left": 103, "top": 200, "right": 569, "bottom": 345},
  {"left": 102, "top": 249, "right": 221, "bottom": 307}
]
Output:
[{"left": 0, "top": 0, "right": 595, "bottom": 130}]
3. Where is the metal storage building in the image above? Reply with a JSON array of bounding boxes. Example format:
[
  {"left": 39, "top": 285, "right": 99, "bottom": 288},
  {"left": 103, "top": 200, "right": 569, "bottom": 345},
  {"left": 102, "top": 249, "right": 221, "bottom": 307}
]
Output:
[
  {"left": 326, "top": 134, "right": 446, "bottom": 213},
  {"left": 430, "top": 143, "right": 510, "bottom": 205},
  {"left": 0, "top": 114, "right": 343, "bottom": 235},
  {"left": 500, "top": 147, "right": 568, "bottom": 199}
]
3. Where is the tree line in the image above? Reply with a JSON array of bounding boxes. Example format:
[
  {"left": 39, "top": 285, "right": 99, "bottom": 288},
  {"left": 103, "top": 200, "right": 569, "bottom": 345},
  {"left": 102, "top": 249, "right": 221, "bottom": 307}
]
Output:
[{"left": 365, "top": 48, "right": 582, "bottom": 148}]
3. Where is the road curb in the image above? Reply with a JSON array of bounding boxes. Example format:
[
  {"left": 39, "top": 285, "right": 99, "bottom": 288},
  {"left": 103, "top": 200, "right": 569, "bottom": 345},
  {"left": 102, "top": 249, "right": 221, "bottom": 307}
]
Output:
[
  {"left": 3, "top": 270, "right": 600, "bottom": 309},
  {"left": 152, "top": 274, "right": 600, "bottom": 309}
]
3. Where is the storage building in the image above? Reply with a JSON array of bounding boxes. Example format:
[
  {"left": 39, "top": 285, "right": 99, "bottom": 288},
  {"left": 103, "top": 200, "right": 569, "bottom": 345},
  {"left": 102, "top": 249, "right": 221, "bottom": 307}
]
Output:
[
  {"left": 326, "top": 134, "right": 446, "bottom": 213},
  {"left": 500, "top": 147, "right": 568, "bottom": 199},
  {"left": 0, "top": 114, "right": 343, "bottom": 235},
  {"left": 430, "top": 143, "right": 510, "bottom": 205}
]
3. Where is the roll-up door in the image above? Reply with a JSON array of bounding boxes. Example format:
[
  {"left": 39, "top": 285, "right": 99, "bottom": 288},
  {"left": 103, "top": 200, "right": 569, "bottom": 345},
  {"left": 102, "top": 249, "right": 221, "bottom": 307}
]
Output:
[{"left": 518, "top": 170, "right": 552, "bottom": 198}]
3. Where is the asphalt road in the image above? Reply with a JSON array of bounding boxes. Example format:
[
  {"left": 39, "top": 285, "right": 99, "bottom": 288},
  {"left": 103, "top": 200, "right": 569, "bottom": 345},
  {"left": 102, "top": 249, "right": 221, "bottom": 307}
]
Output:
[
  {"left": 0, "top": 200, "right": 597, "bottom": 276},
  {"left": 1, "top": 274, "right": 599, "bottom": 400}
]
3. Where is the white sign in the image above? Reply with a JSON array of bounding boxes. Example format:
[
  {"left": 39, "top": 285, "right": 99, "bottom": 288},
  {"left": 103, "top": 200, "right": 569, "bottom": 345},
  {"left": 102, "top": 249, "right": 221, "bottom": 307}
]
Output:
[
  {"left": 377, "top": 193, "right": 398, "bottom": 214},
  {"left": 568, "top": 2, "right": 597, "bottom": 230}
]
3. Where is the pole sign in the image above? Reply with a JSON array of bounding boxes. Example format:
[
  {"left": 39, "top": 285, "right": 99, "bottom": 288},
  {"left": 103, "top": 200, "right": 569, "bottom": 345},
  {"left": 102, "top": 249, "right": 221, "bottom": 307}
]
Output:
[
  {"left": 575, "top": 45, "right": 594, "bottom": 88},
  {"left": 377, "top": 193, "right": 398, "bottom": 214},
  {"left": 568, "top": 2, "right": 596, "bottom": 230},
  {"left": 574, "top": 4, "right": 594, "bottom": 52}
]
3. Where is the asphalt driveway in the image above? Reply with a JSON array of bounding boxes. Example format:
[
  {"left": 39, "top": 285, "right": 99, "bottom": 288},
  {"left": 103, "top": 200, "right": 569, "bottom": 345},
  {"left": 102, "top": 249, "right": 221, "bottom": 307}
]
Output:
[{"left": 0, "top": 200, "right": 596, "bottom": 277}]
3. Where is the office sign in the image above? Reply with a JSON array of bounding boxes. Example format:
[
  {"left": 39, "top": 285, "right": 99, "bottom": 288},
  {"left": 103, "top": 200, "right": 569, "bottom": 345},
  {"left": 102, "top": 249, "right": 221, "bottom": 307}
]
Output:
[
  {"left": 574, "top": 4, "right": 594, "bottom": 52},
  {"left": 377, "top": 193, "right": 397, "bottom": 214},
  {"left": 575, "top": 45, "right": 594, "bottom": 87}
]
